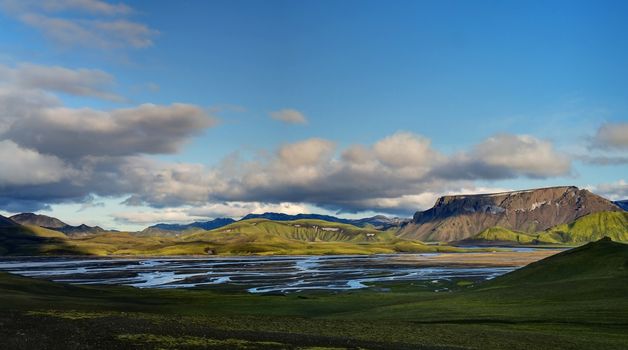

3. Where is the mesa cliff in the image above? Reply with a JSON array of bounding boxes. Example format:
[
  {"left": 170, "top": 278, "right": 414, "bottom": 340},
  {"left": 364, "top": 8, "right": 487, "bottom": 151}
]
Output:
[{"left": 397, "top": 186, "right": 623, "bottom": 242}]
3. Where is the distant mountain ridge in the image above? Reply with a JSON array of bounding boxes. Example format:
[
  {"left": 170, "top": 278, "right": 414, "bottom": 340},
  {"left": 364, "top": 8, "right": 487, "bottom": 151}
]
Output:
[
  {"left": 398, "top": 186, "right": 623, "bottom": 242},
  {"left": 10, "top": 213, "right": 108, "bottom": 237},
  {"left": 142, "top": 218, "right": 237, "bottom": 236},
  {"left": 615, "top": 200, "right": 628, "bottom": 211},
  {"left": 240, "top": 213, "right": 408, "bottom": 230}
]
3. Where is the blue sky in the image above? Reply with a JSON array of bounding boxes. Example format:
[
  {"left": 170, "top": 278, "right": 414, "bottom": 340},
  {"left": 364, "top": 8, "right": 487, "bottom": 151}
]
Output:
[{"left": 0, "top": 0, "right": 626, "bottom": 230}]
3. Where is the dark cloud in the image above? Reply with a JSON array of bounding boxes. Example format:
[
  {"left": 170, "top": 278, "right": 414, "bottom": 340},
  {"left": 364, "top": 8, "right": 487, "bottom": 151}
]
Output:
[{"left": 6, "top": 103, "right": 215, "bottom": 159}]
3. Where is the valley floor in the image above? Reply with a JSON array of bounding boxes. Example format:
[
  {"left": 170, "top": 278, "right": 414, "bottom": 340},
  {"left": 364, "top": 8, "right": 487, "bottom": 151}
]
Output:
[{"left": 1, "top": 262, "right": 627, "bottom": 349}]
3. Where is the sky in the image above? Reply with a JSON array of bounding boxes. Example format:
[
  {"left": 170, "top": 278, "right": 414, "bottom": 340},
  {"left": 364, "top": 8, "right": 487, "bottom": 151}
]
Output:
[{"left": 0, "top": 0, "right": 627, "bottom": 231}]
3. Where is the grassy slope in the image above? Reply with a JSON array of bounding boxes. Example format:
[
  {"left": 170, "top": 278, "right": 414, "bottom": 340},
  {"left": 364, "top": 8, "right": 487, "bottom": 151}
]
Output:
[
  {"left": 0, "top": 239, "right": 627, "bottom": 349},
  {"left": 1, "top": 219, "right": 457, "bottom": 256},
  {"left": 466, "top": 226, "right": 541, "bottom": 244},
  {"left": 539, "top": 211, "right": 628, "bottom": 243},
  {"left": 466, "top": 211, "right": 628, "bottom": 245}
]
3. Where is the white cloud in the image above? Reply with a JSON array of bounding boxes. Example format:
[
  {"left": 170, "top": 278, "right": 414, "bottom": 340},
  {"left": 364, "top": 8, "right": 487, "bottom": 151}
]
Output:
[
  {"left": 433, "top": 134, "right": 572, "bottom": 179},
  {"left": 270, "top": 109, "right": 308, "bottom": 124},
  {"left": 0, "top": 140, "right": 72, "bottom": 186},
  {"left": 1, "top": 0, "right": 132, "bottom": 16},
  {"left": 588, "top": 180, "right": 628, "bottom": 201},
  {"left": 592, "top": 122, "right": 628, "bottom": 149},
  {"left": 0, "top": 0, "right": 156, "bottom": 50},
  {"left": 0, "top": 63, "right": 121, "bottom": 101}
]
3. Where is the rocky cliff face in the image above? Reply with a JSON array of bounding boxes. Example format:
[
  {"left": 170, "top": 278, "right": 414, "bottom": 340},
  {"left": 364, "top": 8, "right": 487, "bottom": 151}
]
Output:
[{"left": 397, "top": 186, "right": 622, "bottom": 242}]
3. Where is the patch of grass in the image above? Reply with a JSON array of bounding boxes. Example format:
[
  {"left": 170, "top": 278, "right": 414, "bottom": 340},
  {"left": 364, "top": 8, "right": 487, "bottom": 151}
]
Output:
[{"left": 117, "top": 333, "right": 287, "bottom": 349}]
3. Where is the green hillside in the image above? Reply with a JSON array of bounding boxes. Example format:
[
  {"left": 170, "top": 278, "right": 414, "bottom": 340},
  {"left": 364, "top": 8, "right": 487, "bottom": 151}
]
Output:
[
  {"left": 185, "top": 218, "right": 395, "bottom": 242},
  {"left": 0, "top": 223, "right": 86, "bottom": 255},
  {"left": 180, "top": 219, "right": 451, "bottom": 255},
  {"left": 467, "top": 226, "right": 540, "bottom": 244},
  {"left": 538, "top": 211, "right": 628, "bottom": 243},
  {"left": 1, "top": 218, "right": 454, "bottom": 256},
  {"left": 465, "top": 211, "right": 628, "bottom": 245},
  {"left": 489, "top": 237, "right": 628, "bottom": 285}
]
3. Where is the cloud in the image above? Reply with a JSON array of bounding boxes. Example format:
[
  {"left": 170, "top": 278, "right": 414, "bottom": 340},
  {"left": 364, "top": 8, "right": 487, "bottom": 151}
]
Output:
[
  {"left": 588, "top": 179, "right": 628, "bottom": 201},
  {"left": 0, "top": 0, "right": 156, "bottom": 50},
  {"left": 0, "top": 140, "right": 72, "bottom": 186},
  {"left": 591, "top": 122, "right": 628, "bottom": 149},
  {"left": 0, "top": 63, "right": 217, "bottom": 212},
  {"left": 6, "top": 103, "right": 215, "bottom": 158},
  {"left": 270, "top": 109, "right": 308, "bottom": 124},
  {"left": 0, "top": 87, "right": 60, "bottom": 133},
  {"left": 278, "top": 138, "right": 335, "bottom": 166},
  {"left": 1, "top": 0, "right": 131, "bottom": 16},
  {"left": 0, "top": 63, "right": 121, "bottom": 101},
  {"left": 112, "top": 132, "right": 562, "bottom": 215},
  {"left": 577, "top": 154, "right": 628, "bottom": 165},
  {"left": 0, "top": 65, "right": 575, "bottom": 217},
  {"left": 432, "top": 134, "right": 572, "bottom": 180}
]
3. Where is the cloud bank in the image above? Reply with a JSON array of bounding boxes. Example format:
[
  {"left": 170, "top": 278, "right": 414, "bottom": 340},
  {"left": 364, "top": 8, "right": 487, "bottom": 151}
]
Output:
[{"left": 0, "top": 62, "right": 581, "bottom": 221}]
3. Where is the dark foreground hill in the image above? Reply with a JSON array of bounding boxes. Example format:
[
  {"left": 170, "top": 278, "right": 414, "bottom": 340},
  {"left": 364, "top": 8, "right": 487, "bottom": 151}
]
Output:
[
  {"left": 488, "top": 236, "right": 628, "bottom": 285},
  {"left": 398, "top": 186, "right": 622, "bottom": 242}
]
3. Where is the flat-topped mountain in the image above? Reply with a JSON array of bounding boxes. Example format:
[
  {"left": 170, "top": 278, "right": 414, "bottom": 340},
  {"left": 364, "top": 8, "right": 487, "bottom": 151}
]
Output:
[{"left": 398, "top": 186, "right": 623, "bottom": 242}]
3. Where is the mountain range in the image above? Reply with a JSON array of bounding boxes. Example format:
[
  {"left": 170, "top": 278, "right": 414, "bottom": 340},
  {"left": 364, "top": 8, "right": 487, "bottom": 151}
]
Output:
[
  {"left": 0, "top": 185, "right": 627, "bottom": 256},
  {"left": 9, "top": 213, "right": 110, "bottom": 237}
]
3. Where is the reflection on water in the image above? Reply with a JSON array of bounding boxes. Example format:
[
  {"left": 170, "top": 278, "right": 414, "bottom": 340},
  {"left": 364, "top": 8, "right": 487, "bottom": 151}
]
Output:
[{"left": 0, "top": 254, "right": 517, "bottom": 293}]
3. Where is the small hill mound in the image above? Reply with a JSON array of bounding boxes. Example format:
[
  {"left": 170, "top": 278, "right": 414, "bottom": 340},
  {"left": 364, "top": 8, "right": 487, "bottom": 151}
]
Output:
[
  {"left": 489, "top": 237, "right": 628, "bottom": 286},
  {"left": 184, "top": 218, "right": 395, "bottom": 243}
]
